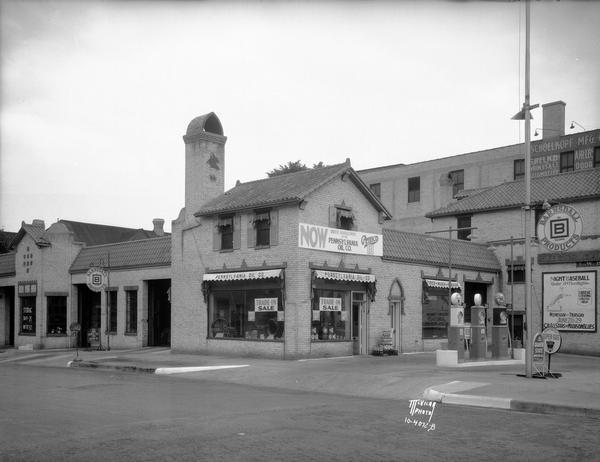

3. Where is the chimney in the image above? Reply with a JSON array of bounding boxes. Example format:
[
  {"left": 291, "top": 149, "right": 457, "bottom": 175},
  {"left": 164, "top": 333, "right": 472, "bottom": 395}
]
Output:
[
  {"left": 542, "top": 101, "right": 565, "bottom": 139},
  {"left": 153, "top": 218, "right": 165, "bottom": 236},
  {"left": 32, "top": 219, "right": 45, "bottom": 229},
  {"left": 183, "top": 112, "right": 227, "bottom": 220}
]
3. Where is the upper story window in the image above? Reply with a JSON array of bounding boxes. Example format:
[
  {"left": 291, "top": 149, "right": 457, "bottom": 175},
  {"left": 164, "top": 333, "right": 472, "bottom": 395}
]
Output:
[
  {"left": 456, "top": 215, "right": 471, "bottom": 241},
  {"left": 514, "top": 159, "right": 525, "bottom": 180},
  {"left": 218, "top": 216, "right": 234, "bottom": 250},
  {"left": 248, "top": 210, "right": 279, "bottom": 249},
  {"left": 369, "top": 183, "right": 381, "bottom": 200},
  {"left": 449, "top": 169, "right": 464, "bottom": 197},
  {"left": 330, "top": 205, "right": 355, "bottom": 230},
  {"left": 594, "top": 146, "right": 600, "bottom": 168},
  {"left": 507, "top": 264, "right": 525, "bottom": 284},
  {"left": 254, "top": 210, "right": 271, "bottom": 247},
  {"left": 408, "top": 176, "right": 420, "bottom": 203},
  {"left": 560, "top": 151, "right": 574, "bottom": 173}
]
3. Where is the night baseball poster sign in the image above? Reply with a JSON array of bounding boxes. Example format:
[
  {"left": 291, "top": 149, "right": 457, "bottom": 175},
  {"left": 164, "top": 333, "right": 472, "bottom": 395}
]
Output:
[
  {"left": 542, "top": 271, "right": 596, "bottom": 332},
  {"left": 298, "top": 223, "right": 383, "bottom": 256}
]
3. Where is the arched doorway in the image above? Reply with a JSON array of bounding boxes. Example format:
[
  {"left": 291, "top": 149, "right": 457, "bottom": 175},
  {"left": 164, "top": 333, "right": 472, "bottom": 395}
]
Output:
[{"left": 388, "top": 279, "right": 405, "bottom": 353}]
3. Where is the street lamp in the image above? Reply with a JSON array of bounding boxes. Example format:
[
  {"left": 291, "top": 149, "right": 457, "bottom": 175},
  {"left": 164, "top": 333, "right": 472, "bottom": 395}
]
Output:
[{"left": 511, "top": 0, "right": 535, "bottom": 378}]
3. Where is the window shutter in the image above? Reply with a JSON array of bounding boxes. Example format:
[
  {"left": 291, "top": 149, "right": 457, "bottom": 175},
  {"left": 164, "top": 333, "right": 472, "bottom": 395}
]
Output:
[
  {"left": 247, "top": 216, "right": 256, "bottom": 248},
  {"left": 233, "top": 215, "right": 241, "bottom": 250},
  {"left": 212, "top": 219, "right": 220, "bottom": 251},
  {"left": 270, "top": 209, "right": 279, "bottom": 246},
  {"left": 329, "top": 205, "right": 337, "bottom": 228}
]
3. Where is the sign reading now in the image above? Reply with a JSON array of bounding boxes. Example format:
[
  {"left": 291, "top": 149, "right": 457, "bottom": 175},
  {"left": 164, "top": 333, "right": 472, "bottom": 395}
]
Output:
[{"left": 298, "top": 223, "right": 383, "bottom": 256}]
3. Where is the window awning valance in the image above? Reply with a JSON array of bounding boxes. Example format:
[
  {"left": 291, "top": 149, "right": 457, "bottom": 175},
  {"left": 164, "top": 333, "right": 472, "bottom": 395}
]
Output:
[
  {"left": 253, "top": 211, "right": 270, "bottom": 223},
  {"left": 338, "top": 209, "right": 355, "bottom": 220},
  {"left": 314, "top": 270, "right": 376, "bottom": 283},
  {"left": 424, "top": 279, "right": 461, "bottom": 290},
  {"left": 203, "top": 269, "right": 283, "bottom": 282},
  {"left": 217, "top": 217, "right": 233, "bottom": 228}
]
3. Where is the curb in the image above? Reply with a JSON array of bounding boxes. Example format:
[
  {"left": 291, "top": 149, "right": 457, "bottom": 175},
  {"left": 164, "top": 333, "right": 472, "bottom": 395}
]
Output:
[
  {"left": 67, "top": 361, "right": 250, "bottom": 375},
  {"left": 68, "top": 360, "right": 157, "bottom": 374},
  {"left": 423, "top": 386, "right": 600, "bottom": 419}
]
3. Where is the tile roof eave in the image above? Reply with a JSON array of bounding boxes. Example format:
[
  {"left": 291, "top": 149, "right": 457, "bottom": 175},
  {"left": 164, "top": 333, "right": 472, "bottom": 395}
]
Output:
[
  {"left": 195, "top": 198, "right": 301, "bottom": 217},
  {"left": 382, "top": 255, "right": 501, "bottom": 272},
  {"left": 426, "top": 192, "right": 600, "bottom": 218},
  {"left": 426, "top": 204, "right": 521, "bottom": 218},
  {"left": 69, "top": 262, "right": 171, "bottom": 275}
]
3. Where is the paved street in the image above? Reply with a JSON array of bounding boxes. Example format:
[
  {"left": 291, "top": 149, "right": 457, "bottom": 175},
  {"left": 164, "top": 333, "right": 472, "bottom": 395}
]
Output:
[{"left": 1, "top": 362, "right": 598, "bottom": 461}]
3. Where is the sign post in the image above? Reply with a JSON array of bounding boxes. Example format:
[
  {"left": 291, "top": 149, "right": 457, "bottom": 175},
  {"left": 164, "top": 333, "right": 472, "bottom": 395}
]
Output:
[{"left": 542, "top": 327, "right": 562, "bottom": 378}]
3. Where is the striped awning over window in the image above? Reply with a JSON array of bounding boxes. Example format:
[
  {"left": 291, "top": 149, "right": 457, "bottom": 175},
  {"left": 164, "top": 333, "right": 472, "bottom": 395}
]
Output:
[
  {"left": 424, "top": 279, "right": 461, "bottom": 290},
  {"left": 314, "top": 270, "right": 375, "bottom": 283},
  {"left": 203, "top": 269, "right": 282, "bottom": 282}
]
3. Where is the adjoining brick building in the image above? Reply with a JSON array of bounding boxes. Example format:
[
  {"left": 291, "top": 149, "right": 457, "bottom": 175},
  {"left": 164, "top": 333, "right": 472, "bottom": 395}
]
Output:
[
  {"left": 0, "top": 219, "right": 171, "bottom": 350},
  {"left": 427, "top": 169, "right": 600, "bottom": 355},
  {"left": 358, "top": 101, "right": 600, "bottom": 234},
  {"left": 171, "top": 113, "right": 501, "bottom": 358}
]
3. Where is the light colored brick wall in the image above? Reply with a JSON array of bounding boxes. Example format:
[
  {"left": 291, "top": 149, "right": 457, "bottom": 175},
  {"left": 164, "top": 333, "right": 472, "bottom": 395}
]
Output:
[
  {"left": 172, "top": 173, "right": 501, "bottom": 358},
  {"left": 359, "top": 143, "right": 524, "bottom": 229},
  {"left": 432, "top": 199, "right": 600, "bottom": 355},
  {"left": 8, "top": 223, "right": 172, "bottom": 350},
  {"left": 71, "top": 266, "right": 170, "bottom": 349}
]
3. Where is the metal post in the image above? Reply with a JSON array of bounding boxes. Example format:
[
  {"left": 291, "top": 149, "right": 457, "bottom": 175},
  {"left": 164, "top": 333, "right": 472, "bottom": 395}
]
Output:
[
  {"left": 524, "top": 0, "right": 533, "bottom": 378},
  {"left": 106, "top": 252, "right": 111, "bottom": 351},
  {"left": 510, "top": 236, "right": 515, "bottom": 359},
  {"left": 426, "top": 226, "right": 478, "bottom": 341}
]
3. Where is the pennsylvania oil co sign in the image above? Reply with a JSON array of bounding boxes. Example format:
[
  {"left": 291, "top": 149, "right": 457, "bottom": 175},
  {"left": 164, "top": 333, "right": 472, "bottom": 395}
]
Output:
[{"left": 298, "top": 223, "right": 383, "bottom": 256}]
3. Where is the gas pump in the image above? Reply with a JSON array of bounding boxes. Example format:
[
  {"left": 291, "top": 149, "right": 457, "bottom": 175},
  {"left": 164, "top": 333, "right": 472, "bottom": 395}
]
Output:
[
  {"left": 469, "top": 294, "right": 487, "bottom": 360},
  {"left": 447, "top": 293, "right": 465, "bottom": 362},
  {"left": 491, "top": 292, "right": 510, "bottom": 359}
]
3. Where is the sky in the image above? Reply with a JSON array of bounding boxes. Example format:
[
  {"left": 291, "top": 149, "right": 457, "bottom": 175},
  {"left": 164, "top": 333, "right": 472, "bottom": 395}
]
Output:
[{"left": 1, "top": 0, "right": 599, "bottom": 233}]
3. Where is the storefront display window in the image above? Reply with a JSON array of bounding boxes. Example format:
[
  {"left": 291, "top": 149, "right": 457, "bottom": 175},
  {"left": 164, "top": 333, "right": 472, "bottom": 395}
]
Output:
[
  {"left": 311, "top": 289, "right": 351, "bottom": 340},
  {"left": 108, "top": 290, "right": 117, "bottom": 333},
  {"left": 20, "top": 296, "right": 36, "bottom": 335},
  {"left": 209, "top": 287, "right": 284, "bottom": 340},
  {"left": 422, "top": 286, "right": 460, "bottom": 339},
  {"left": 125, "top": 290, "right": 138, "bottom": 333},
  {"left": 47, "top": 296, "right": 67, "bottom": 335}
]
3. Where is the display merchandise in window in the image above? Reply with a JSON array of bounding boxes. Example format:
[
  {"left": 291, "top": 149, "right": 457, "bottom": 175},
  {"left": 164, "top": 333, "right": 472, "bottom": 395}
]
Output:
[
  {"left": 422, "top": 288, "right": 461, "bottom": 339},
  {"left": 209, "top": 288, "right": 284, "bottom": 340},
  {"left": 311, "top": 289, "right": 351, "bottom": 340},
  {"left": 47, "top": 296, "right": 67, "bottom": 335}
]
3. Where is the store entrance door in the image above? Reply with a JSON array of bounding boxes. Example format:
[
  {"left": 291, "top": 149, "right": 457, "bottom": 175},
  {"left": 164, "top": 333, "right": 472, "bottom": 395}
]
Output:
[
  {"left": 352, "top": 292, "right": 368, "bottom": 355},
  {"left": 148, "top": 279, "right": 171, "bottom": 347}
]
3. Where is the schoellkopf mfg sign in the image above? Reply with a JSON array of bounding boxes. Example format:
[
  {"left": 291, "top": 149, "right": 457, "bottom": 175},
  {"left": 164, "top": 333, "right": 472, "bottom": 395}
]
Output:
[
  {"left": 298, "top": 223, "right": 383, "bottom": 256},
  {"left": 537, "top": 204, "right": 582, "bottom": 252},
  {"left": 542, "top": 271, "right": 596, "bottom": 332}
]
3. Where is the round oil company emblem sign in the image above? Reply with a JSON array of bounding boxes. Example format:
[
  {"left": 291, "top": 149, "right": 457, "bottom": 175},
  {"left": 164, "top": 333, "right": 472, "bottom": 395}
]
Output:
[
  {"left": 537, "top": 204, "right": 582, "bottom": 252},
  {"left": 541, "top": 327, "right": 561, "bottom": 354},
  {"left": 86, "top": 267, "right": 107, "bottom": 292}
]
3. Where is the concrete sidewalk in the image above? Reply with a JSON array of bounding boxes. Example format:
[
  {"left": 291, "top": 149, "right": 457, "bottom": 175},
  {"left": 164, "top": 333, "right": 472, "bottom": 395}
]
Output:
[{"left": 3, "top": 347, "right": 599, "bottom": 419}]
